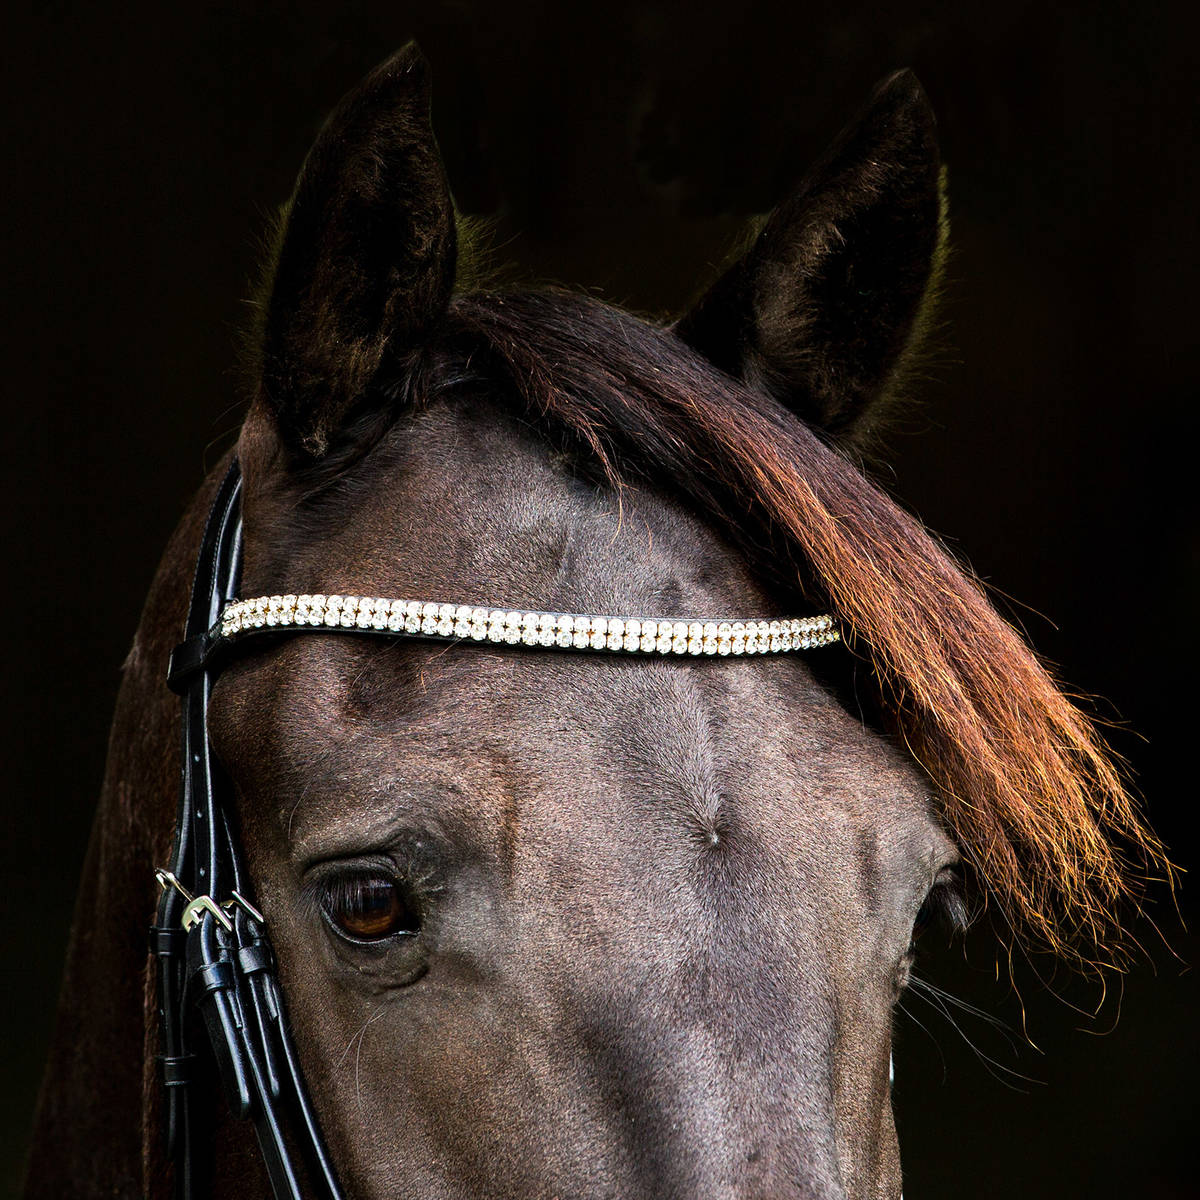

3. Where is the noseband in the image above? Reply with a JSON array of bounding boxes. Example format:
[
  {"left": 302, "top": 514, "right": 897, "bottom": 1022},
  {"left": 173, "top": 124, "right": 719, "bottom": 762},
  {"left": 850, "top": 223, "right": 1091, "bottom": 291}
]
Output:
[{"left": 152, "top": 458, "right": 840, "bottom": 1199}]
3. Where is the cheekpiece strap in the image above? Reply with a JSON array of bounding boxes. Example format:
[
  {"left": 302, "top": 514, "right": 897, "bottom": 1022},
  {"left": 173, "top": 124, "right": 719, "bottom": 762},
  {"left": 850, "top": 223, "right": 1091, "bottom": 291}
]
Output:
[{"left": 153, "top": 458, "right": 345, "bottom": 1200}]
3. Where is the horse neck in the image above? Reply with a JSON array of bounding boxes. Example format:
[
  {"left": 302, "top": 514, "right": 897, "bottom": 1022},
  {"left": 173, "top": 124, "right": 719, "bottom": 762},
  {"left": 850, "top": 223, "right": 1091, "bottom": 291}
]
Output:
[{"left": 23, "top": 455, "right": 261, "bottom": 1198}]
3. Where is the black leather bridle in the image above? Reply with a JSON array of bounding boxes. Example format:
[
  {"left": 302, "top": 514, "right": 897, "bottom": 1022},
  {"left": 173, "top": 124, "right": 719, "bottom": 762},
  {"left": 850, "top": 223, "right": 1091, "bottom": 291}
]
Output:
[{"left": 152, "top": 459, "right": 345, "bottom": 1200}]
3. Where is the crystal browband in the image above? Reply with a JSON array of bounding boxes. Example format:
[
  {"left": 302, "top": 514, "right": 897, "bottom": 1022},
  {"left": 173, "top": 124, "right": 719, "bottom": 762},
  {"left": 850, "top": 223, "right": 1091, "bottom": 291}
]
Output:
[{"left": 219, "top": 595, "right": 840, "bottom": 657}]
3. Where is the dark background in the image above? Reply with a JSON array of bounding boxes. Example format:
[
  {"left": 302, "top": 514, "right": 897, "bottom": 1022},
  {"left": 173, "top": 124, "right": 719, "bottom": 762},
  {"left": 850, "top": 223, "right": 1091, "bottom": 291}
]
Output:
[{"left": 5, "top": 2, "right": 1197, "bottom": 1196}]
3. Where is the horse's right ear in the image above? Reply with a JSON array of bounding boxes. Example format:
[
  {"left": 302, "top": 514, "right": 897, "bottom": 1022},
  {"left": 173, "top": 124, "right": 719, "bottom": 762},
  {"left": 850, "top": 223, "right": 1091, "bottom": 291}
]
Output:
[{"left": 257, "top": 43, "right": 456, "bottom": 458}]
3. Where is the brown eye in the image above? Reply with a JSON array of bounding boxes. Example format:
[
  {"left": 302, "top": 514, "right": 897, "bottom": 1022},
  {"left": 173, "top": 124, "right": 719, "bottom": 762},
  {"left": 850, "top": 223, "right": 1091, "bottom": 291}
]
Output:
[{"left": 321, "top": 872, "right": 418, "bottom": 942}]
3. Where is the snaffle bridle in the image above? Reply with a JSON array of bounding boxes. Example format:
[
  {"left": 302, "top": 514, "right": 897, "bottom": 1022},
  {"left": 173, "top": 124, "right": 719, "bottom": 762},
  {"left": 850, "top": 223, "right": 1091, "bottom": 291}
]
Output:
[{"left": 151, "top": 458, "right": 840, "bottom": 1199}]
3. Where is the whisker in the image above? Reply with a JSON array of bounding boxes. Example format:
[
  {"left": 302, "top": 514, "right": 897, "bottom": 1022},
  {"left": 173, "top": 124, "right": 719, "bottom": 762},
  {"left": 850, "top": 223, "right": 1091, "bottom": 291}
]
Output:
[{"left": 902, "top": 974, "right": 1037, "bottom": 1091}]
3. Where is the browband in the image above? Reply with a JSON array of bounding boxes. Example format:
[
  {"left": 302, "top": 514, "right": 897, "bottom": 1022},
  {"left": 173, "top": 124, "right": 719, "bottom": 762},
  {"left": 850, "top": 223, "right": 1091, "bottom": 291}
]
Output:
[{"left": 219, "top": 594, "right": 840, "bottom": 656}]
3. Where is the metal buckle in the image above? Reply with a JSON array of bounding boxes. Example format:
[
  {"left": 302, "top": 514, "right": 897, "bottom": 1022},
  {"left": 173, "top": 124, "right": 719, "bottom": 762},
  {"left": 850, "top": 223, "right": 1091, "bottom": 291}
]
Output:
[
  {"left": 225, "top": 890, "right": 266, "bottom": 924},
  {"left": 155, "top": 868, "right": 236, "bottom": 933}
]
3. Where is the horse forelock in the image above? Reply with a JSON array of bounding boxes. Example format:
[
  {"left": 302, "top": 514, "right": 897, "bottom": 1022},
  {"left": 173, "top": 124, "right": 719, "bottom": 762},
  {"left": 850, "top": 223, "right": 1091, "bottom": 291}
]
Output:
[{"left": 283, "top": 286, "right": 1168, "bottom": 977}]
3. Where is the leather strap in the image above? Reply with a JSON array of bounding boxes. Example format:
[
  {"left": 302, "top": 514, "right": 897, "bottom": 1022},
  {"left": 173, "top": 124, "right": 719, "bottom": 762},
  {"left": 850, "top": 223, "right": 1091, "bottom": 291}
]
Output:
[{"left": 153, "top": 459, "right": 345, "bottom": 1200}]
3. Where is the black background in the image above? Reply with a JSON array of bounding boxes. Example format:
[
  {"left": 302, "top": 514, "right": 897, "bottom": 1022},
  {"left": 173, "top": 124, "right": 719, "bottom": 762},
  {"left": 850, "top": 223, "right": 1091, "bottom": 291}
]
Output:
[{"left": 5, "top": 3, "right": 1197, "bottom": 1196}]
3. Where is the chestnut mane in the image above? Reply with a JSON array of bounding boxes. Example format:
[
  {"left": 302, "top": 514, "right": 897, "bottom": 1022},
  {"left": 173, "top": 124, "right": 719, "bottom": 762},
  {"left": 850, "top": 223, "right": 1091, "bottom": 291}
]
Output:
[{"left": 372, "top": 286, "right": 1168, "bottom": 972}]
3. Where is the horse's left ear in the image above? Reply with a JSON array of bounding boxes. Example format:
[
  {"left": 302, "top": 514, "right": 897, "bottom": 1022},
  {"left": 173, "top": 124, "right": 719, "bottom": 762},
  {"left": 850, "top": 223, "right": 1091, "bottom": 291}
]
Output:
[
  {"left": 676, "top": 71, "right": 946, "bottom": 445},
  {"left": 258, "top": 43, "right": 456, "bottom": 458}
]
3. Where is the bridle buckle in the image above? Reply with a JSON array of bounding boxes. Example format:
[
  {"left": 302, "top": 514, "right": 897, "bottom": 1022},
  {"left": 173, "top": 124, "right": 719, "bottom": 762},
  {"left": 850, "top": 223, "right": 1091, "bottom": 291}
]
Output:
[{"left": 155, "top": 868, "right": 237, "bottom": 933}]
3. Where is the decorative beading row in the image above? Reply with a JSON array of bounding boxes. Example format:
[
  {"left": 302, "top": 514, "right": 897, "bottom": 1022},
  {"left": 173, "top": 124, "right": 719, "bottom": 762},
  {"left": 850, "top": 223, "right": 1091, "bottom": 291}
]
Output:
[{"left": 219, "top": 594, "right": 840, "bottom": 657}]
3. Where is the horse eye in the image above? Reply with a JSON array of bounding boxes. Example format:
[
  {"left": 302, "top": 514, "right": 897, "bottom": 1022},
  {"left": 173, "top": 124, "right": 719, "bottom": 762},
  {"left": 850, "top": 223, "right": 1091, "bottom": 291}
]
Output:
[
  {"left": 320, "top": 872, "right": 418, "bottom": 942},
  {"left": 912, "top": 894, "right": 937, "bottom": 941},
  {"left": 911, "top": 869, "right": 968, "bottom": 945}
]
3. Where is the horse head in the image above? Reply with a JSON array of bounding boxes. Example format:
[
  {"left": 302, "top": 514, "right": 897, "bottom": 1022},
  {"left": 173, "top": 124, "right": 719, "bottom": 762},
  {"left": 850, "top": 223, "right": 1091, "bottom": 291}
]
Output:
[{"left": 26, "top": 44, "right": 1162, "bottom": 1200}]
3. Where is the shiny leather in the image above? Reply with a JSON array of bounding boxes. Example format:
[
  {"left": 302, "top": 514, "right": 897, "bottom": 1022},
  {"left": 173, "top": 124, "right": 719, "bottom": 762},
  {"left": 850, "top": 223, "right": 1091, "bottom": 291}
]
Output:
[{"left": 153, "top": 460, "right": 345, "bottom": 1200}]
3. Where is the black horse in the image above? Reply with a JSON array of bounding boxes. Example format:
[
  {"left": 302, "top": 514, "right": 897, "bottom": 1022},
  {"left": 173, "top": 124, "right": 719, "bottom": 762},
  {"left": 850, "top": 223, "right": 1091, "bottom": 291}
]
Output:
[{"left": 26, "top": 45, "right": 1163, "bottom": 1200}]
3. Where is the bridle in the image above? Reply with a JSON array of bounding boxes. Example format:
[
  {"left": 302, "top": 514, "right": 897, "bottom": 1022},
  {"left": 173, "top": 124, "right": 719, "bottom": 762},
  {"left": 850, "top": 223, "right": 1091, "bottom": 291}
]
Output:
[{"left": 151, "top": 458, "right": 840, "bottom": 1199}]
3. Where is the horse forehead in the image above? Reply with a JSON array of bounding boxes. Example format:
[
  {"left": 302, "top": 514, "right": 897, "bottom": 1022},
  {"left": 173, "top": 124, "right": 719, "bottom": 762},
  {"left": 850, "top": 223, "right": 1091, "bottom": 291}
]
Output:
[
  {"left": 238, "top": 397, "right": 939, "bottom": 857},
  {"left": 231, "top": 637, "right": 934, "bottom": 871},
  {"left": 251, "top": 397, "right": 771, "bottom": 614}
]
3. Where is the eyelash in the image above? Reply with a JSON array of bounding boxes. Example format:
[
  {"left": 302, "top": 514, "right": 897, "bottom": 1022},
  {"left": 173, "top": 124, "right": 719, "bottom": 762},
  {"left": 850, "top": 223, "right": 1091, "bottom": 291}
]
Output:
[
  {"left": 317, "top": 869, "right": 421, "bottom": 943},
  {"left": 912, "top": 870, "right": 969, "bottom": 944}
]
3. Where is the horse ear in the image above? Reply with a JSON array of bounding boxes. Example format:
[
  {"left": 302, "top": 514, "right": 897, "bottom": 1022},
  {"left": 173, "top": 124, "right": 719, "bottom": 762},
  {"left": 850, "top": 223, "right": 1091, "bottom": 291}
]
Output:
[
  {"left": 258, "top": 43, "right": 456, "bottom": 458},
  {"left": 676, "top": 71, "right": 945, "bottom": 445}
]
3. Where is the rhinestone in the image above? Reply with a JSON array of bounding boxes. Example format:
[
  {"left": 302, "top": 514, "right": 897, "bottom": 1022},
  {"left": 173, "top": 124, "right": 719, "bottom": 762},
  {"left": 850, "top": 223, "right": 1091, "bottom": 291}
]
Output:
[{"left": 220, "top": 593, "right": 838, "bottom": 658}]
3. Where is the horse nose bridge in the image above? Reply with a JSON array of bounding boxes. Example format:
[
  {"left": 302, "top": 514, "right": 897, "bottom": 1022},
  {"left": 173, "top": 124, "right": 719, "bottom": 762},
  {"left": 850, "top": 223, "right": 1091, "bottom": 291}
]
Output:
[{"left": 540, "top": 935, "right": 851, "bottom": 1200}]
